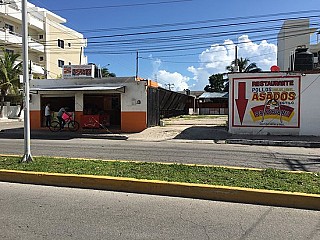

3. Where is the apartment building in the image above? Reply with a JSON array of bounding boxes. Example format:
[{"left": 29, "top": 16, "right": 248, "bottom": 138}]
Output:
[
  {"left": 0, "top": 0, "right": 87, "bottom": 79},
  {"left": 277, "top": 18, "right": 320, "bottom": 71}
]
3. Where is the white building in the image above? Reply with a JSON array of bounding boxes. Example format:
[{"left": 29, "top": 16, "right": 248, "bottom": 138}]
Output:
[
  {"left": 277, "top": 18, "right": 320, "bottom": 71},
  {"left": 29, "top": 76, "right": 160, "bottom": 132},
  {"left": 0, "top": 0, "right": 87, "bottom": 79}
]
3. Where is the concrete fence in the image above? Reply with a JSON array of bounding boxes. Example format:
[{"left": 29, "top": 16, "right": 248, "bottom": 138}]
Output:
[{"left": 0, "top": 102, "right": 22, "bottom": 119}]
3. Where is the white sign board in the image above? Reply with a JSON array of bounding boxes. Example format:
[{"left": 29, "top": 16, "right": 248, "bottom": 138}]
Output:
[
  {"left": 63, "top": 65, "right": 95, "bottom": 78},
  {"left": 232, "top": 76, "right": 301, "bottom": 128}
]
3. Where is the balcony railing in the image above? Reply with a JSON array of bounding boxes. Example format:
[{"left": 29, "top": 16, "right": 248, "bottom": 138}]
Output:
[
  {"left": 0, "top": 28, "right": 44, "bottom": 53},
  {"left": 31, "top": 62, "right": 45, "bottom": 74},
  {"left": 0, "top": 4, "right": 44, "bottom": 30}
]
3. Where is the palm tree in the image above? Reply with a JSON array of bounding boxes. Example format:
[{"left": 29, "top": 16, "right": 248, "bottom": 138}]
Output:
[
  {"left": 226, "top": 57, "right": 250, "bottom": 73},
  {"left": 0, "top": 49, "right": 22, "bottom": 118},
  {"left": 101, "top": 67, "right": 116, "bottom": 77},
  {"left": 226, "top": 58, "right": 262, "bottom": 73},
  {"left": 244, "top": 63, "right": 262, "bottom": 73}
]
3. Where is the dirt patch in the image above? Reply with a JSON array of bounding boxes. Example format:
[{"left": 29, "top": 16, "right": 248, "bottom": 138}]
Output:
[{"left": 127, "top": 115, "right": 228, "bottom": 141}]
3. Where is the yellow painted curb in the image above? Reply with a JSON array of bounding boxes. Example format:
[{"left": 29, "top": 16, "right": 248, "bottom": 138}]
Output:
[{"left": 0, "top": 170, "right": 319, "bottom": 210}]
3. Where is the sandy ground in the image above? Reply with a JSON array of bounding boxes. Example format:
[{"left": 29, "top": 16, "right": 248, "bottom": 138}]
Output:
[{"left": 127, "top": 116, "right": 228, "bottom": 141}]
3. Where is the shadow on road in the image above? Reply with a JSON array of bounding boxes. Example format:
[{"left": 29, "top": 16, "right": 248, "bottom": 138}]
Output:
[
  {"left": 174, "top": 126, "right": 231, "bottom": 141},
  {"left": 173, "top": 125, "right": 320, "bottom": 144},
  {"left": 283, "top": 158, "right": 320, "bottom": 172},
  {"left": 0, "top": 128, "right": 128, "bottom": 140}
]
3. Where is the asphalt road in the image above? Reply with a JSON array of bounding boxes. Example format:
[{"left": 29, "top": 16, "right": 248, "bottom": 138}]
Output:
[
  {"left": 1, "top": 182, "right": 319, "bottom": 240},
  {"left": 1, "top": 138, "right": 320, "bottom": 172}
]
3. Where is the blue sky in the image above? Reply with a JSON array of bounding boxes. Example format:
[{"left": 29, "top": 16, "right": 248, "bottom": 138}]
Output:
[{"left": 30, "top": 0, "right": 320, "bottom": 90}]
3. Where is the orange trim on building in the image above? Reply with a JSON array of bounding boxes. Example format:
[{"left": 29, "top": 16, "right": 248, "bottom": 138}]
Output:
[
  {"left": 121, "top": 111, "right": 147, "bottom": 133},
  {"left": 136, "top": 78, "right": 158, "bottom": 88},
  {"left": 30, "top": 110, "right": 83, "bottom": 130},
  {"left": 147, "top": 80, "right": 159, "bottom": 88},
  {"left": 30, "top": 110, "right": 41, "bottom": 129},
  {"left": 74, "top": 111, "right": 83, "bottom": 123}
]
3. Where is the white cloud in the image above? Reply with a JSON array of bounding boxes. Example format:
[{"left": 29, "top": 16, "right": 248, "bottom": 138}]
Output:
[
  {"left": 237, "top": 36, "right": 277, "bottom": 70},
  {"left": 156, "top": 70, "right": 190, "bottom": 91},
  {"left": 150, "top": 57, "right": 190, "bottom": 91},
  {"left": 152, "top": 57, "right": 162, "bottom": 73},
  {"left": 149, "top": 35, "right": 277, "bottom": 91},
  {"left": 188, "top": 35, "right": 277, "bottom": 89}
]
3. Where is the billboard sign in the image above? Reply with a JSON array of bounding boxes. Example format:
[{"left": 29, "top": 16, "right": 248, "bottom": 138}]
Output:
[
  {"left": 232, "top": 76, "right": 301, "bottom": 128},
  {"left": 63, "top": 65, "right": 95, "bottom": 78}
]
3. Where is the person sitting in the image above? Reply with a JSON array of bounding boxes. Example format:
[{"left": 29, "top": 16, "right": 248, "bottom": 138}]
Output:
[{"left": 57, "top": 107, "right": 66, "bottom": 128}]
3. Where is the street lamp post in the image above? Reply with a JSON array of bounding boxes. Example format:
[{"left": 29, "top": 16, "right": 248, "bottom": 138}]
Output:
[{"left": 21, "top": 0, "right": 33, "bottom": 162}]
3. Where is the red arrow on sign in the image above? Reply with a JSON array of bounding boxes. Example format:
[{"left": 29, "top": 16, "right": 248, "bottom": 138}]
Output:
[{"left": 235, "top": 82, "right": 248, "bottom": 125}]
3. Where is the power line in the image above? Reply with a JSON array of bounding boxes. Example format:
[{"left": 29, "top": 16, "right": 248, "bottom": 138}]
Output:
[
  {"left": 2, "top": 24, "right": 309, "bottom": 58},
  {"left": 29, "top": 16, "right": 320, "bottom": 55},
  {"left": 30, "top": 8, "right": 320, "bottom": 34},
  {"left": 44, "top": 15, "right": 320, "bottom": 42},
  {"left": 12, "top": 3, "right": 320, "bottom": 45},
  {"left": 79, "top": 30, "right": 316, "bottom": 55},
  {"left": 83, "top": 24, "right": 317, "bottom": 49},
  {"left": 3, "top": 2, "right": 320, "bottom": 71},
  {"left": 28, "top": 30, "right": 307, "bottom": 57},
  {"left": 43, "top": 0, "right": 193, "bottom": 12}
]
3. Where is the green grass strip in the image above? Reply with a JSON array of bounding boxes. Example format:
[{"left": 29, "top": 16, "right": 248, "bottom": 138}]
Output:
[{"left": 0, "top": 156, "right": 319, "bottom": 194}]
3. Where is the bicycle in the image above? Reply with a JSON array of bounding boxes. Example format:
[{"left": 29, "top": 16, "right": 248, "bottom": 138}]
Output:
[{"left": 49, "top": 113, "right": 80, "bottom": 132}]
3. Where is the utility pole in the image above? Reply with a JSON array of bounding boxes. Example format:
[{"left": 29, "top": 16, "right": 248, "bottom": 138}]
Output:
[
  {"left": 21, "top": 0, "right": 33, "bottom": 162},
  {"left": 135, "top": 50, "right": 139, "bottom": 80},
  {"left": 234, "top": 45, "right": 239, "bottom": 72}
]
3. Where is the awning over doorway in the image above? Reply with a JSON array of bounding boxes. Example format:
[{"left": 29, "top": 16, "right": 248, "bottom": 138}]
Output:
[{"left": 30, "top": 85, "right": 125, "bottom": 93}]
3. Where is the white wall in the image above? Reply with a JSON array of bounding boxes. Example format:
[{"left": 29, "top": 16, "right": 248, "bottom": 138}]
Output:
[
  {"left": 75, "top": 93, "right": 83, "bottom": 111},
  {"left": 0, "top": 102, "right": 22, "bottom": 119},
  {"left": 277, "top": 19, "right": 314, "bottom": 71},
  {"left": 121, "top": 82, "right": 147, "bottom": 112},
  {"left": 29, "top": 77, "right": 148, "bottom": 113},
  {"left": 30, "top": 94, "right": 41, "bottom": 111},
  {"left": 299, "top": 74, "right": 320, "bottom": 135}
]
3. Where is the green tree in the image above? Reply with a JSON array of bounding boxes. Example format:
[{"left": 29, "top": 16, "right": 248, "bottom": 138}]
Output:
[
  {"left": 226, "top": 57, "right": 262, "bottom": 73},
  {"left": 101, "top": 67, "right": 116, "bottom": 77},
  {"left": 226, "top": 57, "right": 250, "bottom": 73},
  {"left": 204, "top": 73, "right": 226, "bottom": 92},
  {"left": 244, "top": 63, "right": 262, "bottom": 73},
  {"left": 0, "top": 49, "right": 22, "bottom": 117}
]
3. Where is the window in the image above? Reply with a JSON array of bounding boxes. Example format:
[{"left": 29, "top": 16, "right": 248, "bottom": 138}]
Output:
[
  {"left": 68, "top": 43, "right": 71, "bottom": 47},
  {"left": 58, "top": 60, "right": 64, "bottom": 68},
  {"left": 39, "top": 34, "right": 44, "bottom": 40},
  {"left": 39, "top": 56, "right": 44, "bottom": 61},
  {"left": 58, "top": 39, "right": 64, "bottom": 49},
  {"left": 5, "top": 49, "right": 14, "bottom": 54},
  {"left": 5, "top": 23, "right": 14, "bottom": 33},
  {"left": 69, "top": 62, "right": 71, "bottom": 65}
]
